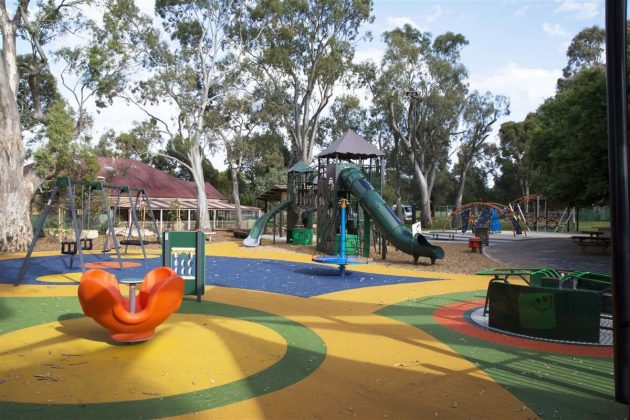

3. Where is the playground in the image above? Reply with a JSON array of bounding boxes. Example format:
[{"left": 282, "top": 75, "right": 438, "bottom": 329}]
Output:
[
  {"left": 0, "top": 129, "right": 622, "bottom": 418},
  {"left": 0, "top": 226, "right": 623, "bottom": 418}
]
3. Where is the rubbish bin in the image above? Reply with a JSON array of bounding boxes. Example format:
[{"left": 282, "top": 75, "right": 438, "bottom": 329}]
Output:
[{"left": 473, "top": 227, "right": 489, "bottom": 246}]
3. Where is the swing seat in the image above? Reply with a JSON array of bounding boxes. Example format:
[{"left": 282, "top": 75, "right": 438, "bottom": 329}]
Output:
[
  {"left": 77, "top": 267, "right": 184, "bottom": 342},
  {"left": 120, "top": 239, "right": 160, "bottom": 246},
  {"left": 61, "top": 241, "right": 77, "bottom": 255},
  {"left": 61, "top": 238, "right": 93, "bottom": 255}
]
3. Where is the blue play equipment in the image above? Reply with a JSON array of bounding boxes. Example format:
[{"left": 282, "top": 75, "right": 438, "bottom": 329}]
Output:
[
  {"left": 461, "top": 209, "right": 470, "bottom": 233},
  {"left": 477, "top": 208, "right": 491, "bottom": 227},
  {"left": 490, "top": 208, "right": 501, "bottom": 233},
  {"left": 312, "top": 198, "right": 371, "bottom": 275},
  {"left": 447, "top": 202, "right": 524, "bottom": 236}
]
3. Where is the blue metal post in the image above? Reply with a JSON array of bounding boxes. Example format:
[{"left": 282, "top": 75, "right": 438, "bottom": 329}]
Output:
[
  {"left": 339, "top": 199, "right": 346, "bottom": 260},
  {"left": 339, "top": 199, "right": 347, "bottom": 275}
]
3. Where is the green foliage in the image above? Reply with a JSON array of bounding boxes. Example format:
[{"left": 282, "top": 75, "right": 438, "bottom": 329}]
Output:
[
  {"left": 238, "top": 0, "right": 374, "bottom": 161},
  {"left": 32, "top": 100, "right": 98, "bottom": 181},
  {"left": 561, "top": 26, "right": 605, "bottom": 81},
  {"left": 373, "top": 24, "right": 469, "bottom": 222},
  {"left": 96, "top": 120, "right": 161, "bottom": 161},
  {"left": 529, "top": 68, "right": 608, "bottom": 206},
  {"left": 493, "top": 114, "right": 540, "bottom": 202},
  {"left": 33, "top": 100, "right": 74, "bottom": 177},
  {"left": 317, "top": 94, "right": 368, "bottom": 146},
  {"left": 17, "top": 55, "right": 62, "bottom": 129}
]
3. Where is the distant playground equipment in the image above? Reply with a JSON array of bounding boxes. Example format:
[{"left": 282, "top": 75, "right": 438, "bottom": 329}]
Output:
[
  {"left": 509, "top": 195, "right": 560, "bottom": 232},
  {"left": 162, "top": 231, "right": 205, "bottom": 302},
  {"left": 244, "top": 160, "right": 316, "bottom": 247},
  {"left": 17, "top": 177, "right": 124, "bottom": 284},
  {"left": 445, "top": 202, "right": 525, "bottom": 238},
  {"left": 312, "top": 198, "right": 372, "bottom": 275},
  {"left": 77, "top": 267, "right": 184, "bottom": 343},
  {"left": 245, "top": 130, "right": 444, "bottom": 265},
  {"left": 479, "top": 268, "right": 612, "bottom": 344}
]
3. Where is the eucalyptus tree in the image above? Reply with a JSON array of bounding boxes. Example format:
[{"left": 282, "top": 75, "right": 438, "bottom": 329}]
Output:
[
  {"left": 496, "top": 115, "right": 539, "bottom": 200},
  {"left": 317, "top": 94, "right": 369, "bottom": 147},
  {"left": 0, "top": 0, "right": 98, "bottom": 252},
  {"left": 560, "top": 26, "right": 605, "bottom": 83},
  {"left": 453, "top": 91, "right": 509, "bottom": 209},
  {"left": 236, "top": 0, "right": 373, "bottom": 163},
  {"left": 207, "top": 93, "right": 261, "bottom": 228},
  {"left": 374, "top": 25, "right": 468, "bottom": 226},
  {"left": 96, "top": 0, "right": 258, "bottom": 230}
]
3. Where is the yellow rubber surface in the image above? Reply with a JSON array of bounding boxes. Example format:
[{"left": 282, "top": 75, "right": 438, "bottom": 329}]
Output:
[
  {"left": 0, "top": 243, "right": 537, "bottom": 419},
  {"left": 0, "top": 314, "right": 285, "bottom": 404}
]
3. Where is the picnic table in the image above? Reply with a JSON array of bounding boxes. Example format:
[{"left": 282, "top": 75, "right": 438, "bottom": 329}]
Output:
[{"left": 570, "top": 234, "right": 611, "bottom": 254}]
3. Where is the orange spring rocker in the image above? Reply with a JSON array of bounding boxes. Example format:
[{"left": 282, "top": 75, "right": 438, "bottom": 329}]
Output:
[{"left": 78, "top": 267, "right": 185, "bottom": 343}]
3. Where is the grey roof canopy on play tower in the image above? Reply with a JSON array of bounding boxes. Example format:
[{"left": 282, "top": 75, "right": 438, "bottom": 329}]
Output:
[
  {"left": 287, "top": 160, "right": 314, "bottom": 173},
  {"left": 317, "top": 130, "right": 384, "bottom": 160}
]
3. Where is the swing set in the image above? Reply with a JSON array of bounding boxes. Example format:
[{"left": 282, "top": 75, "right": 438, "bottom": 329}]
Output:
[
  {"left": 16, "top": 177, "right": 161, "bottom": 284},
  {"left": 102, "top": 185, "right": 161, "bottom": 259}
]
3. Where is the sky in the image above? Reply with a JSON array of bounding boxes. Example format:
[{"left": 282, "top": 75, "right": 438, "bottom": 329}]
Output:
[{"left": 49, "top": 0, "right": 607, "bottom": 170}]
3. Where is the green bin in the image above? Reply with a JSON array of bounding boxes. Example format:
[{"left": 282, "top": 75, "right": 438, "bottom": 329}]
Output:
[
  {"left": 334, "top": 234, "right": 359, "bottom": 255},
  {"left": 292, "top": 227, "right": 313, "bottom": 245}
]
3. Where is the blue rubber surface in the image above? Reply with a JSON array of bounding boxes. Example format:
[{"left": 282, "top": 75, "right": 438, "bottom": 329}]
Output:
[{"left": 0, "top": 254, "right": 441, "bottom": 297}]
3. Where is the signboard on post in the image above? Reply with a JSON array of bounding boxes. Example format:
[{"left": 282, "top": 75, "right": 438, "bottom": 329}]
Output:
[{"left": 162, "top": 231, "right": 205, "bottom": 302}]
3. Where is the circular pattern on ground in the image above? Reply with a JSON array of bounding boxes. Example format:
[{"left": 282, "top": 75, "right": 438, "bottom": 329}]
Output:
[
  {"left": 36, "top": 272, "right": 83, "bottom": 283},
  {"left": 117, "top": 253, "right": 159, "bottom": 260},
  {"left": 0, "top": 298, "right": 326, "bottom": 418},
  {"left": 468, "top": 307, "right": 613, "bottom": 346},
  {"left": 432, "top": 299, "right": 613, "bottom": 357},
  {"left": 84, "top": 261, "right": 141, "bottom": 269},
  {"left": 0, "top": 314, "right": 286, "bottom": 403}
]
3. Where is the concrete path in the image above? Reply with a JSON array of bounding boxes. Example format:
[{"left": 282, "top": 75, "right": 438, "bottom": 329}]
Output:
[{"left": 483, "top": 231, "right": 611, "bottom": 274}]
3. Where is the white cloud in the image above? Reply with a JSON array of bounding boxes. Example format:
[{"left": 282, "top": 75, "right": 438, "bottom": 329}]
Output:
[
  {"left": 425, "top": 5, "right": 443, "bottom": 23},
  {"left": 386, "top": 16, "right": 420, "bottom": 29},
  {"left": 469, "top": 63, "right": 561, "bottom": 121},
  {"left": 554, "top": 0, "right": 600, "bottom": 20},
  {"left": 514, "top": 5, "right": 529, "bottom": 16},
  {"left": 542, "top": 23, "right": 570, "bottom": 38}
]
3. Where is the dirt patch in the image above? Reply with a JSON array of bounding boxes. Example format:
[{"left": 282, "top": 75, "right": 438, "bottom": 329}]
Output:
[{"left": 247, "top": 238, "right": 510, "bottom": 275}]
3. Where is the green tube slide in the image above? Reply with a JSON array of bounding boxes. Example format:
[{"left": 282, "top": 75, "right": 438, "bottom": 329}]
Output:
[
  {"left": 338, "top": 167, "right": 444, "bottom": 264},
  {"left": 243, "top": 200, "right": 291, "bottom": 247}
]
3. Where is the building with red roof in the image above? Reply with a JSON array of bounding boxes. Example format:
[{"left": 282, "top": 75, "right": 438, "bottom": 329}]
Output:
[{"left": 98, "top": 157, "right": 260, "bottom": 231}]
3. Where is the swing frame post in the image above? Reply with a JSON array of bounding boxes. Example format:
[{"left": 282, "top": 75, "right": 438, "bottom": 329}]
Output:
[
  {"left": 16, "top": 178, "right": 127, "bottom": 285},
  {"left": 16, "top": 185, "right": 60, "bottom": 284}
]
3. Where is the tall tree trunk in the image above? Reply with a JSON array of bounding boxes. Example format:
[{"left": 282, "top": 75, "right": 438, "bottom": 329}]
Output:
[
  {"left": 229, "top": 164, "right": 243, "bottom": 229},
  {"left": 188, "top": 145, "right": 211, "bottom": 230},
  {"left": 454, "top": 163, "right": 471, "bottom": 211},
  {"left": 520, "top": 179, "right": 530, "bottom": 198},
  {"left": 0, "top": 18, "right": 33, "bottom": 252},
  {"left": 0, "top": 98, "right": 32, "bottom": 251},
  {"left": 408, "top": 158, "right": 432, "bottom": 228}
]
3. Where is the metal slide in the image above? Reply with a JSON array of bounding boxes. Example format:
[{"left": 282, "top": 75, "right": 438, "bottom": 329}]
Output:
[
  {"left": 338, "top": 167, "right": 444, "bottom": 264},
  {"left": 243, "top": 200, "right": 291, "bottom": 247}
]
